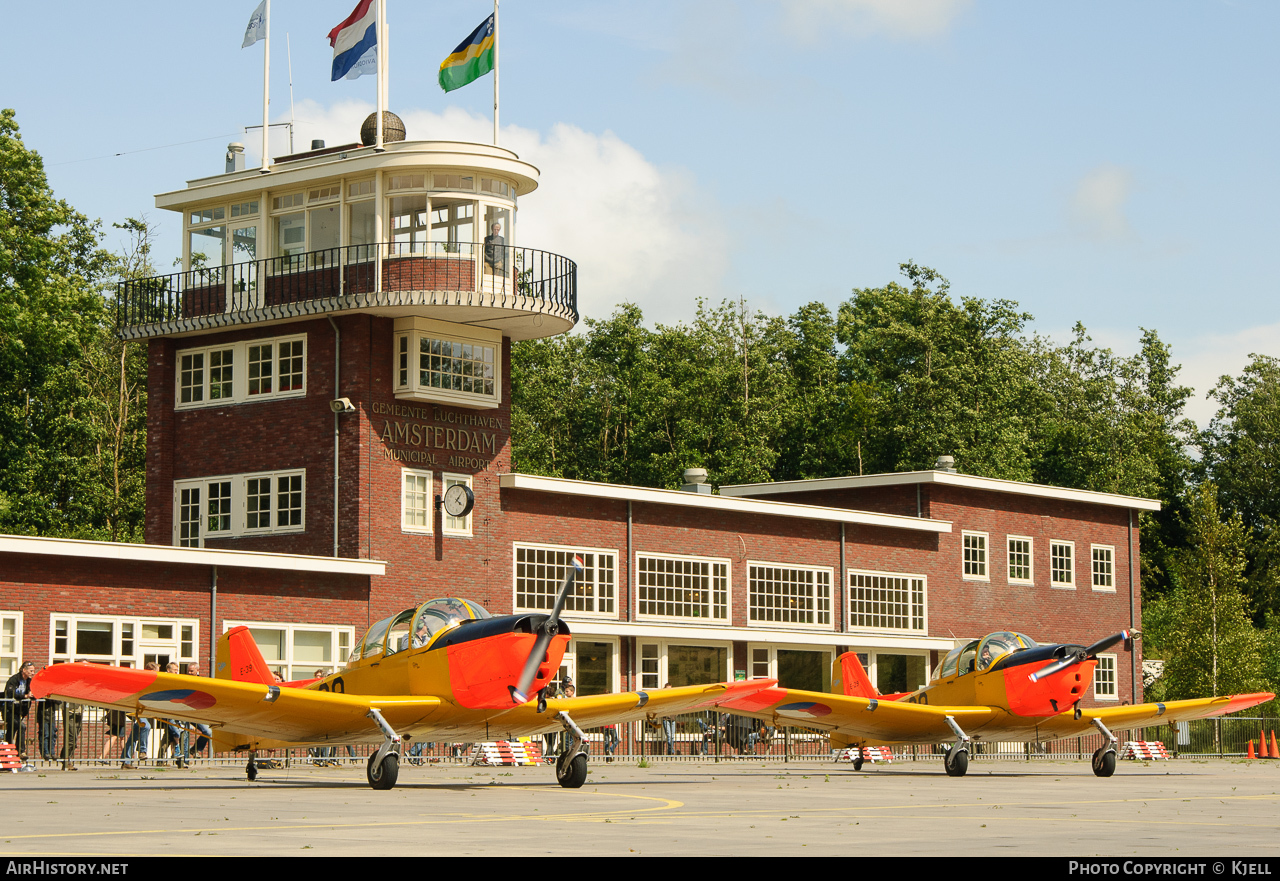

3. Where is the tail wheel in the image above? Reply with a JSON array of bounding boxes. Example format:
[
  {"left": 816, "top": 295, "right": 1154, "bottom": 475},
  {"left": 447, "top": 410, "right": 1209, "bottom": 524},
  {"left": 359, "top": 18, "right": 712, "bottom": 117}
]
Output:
[
  {"left": 1091, "top": 747, "right": 1117, "bottom": 778},
  {"left": 367, "top": 753, "right": 400, "bottom": 791},
  {"left": 944, "top": 747, "right": 969, "bottom": 777},
  {"left": 556, "top": 753, "right": 588, "bottom": 789},
  {"left": 852, "top": 750, "right": 865, "bottom": 771}
]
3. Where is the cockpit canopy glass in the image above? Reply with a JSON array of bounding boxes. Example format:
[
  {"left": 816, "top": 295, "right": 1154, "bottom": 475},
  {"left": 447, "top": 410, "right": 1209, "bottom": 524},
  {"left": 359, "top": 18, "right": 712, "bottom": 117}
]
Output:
[
  {"left": 940, "top": 631, "right": 1039, "bottom": 678},
  {"left": 408, "top": 598, "right": 492, "bottom": 650}
]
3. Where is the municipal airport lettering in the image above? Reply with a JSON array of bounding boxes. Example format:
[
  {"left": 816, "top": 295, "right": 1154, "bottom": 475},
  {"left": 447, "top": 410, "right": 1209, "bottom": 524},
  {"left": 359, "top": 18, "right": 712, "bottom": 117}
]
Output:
[
  {"left": 370, "top": 402, "right": 505, "bottom": 432},
  {"left": 380, "top": 419, "right": 499, "bottom": 456}
]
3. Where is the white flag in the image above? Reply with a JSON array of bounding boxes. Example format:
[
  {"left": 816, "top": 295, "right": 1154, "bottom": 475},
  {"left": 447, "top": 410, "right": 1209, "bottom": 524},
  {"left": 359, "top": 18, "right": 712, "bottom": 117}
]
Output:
[{"left": 242, "top": 0, "right": 268, "bottom": 48}]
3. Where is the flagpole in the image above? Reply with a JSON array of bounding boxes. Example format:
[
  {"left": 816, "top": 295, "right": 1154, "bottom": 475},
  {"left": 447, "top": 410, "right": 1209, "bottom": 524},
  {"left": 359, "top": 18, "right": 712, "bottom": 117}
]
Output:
[
  {"left": 376, "top": 0, "right": 387, "bottom": 152},
  {"left": 261, "top": 0, "right": 271, "bottom": 172},
  {"left": 493, "top": 0, "right": 500, "bottom": 146}
]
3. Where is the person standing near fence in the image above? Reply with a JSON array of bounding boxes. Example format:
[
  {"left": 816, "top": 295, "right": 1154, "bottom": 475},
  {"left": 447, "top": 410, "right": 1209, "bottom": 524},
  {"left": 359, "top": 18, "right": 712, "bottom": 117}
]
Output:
[
  {"left": 184, "top": 663, "right": 212, "bottom": 759},
  {"left": 37, "top": 687, "right": 59, "bottom": 761},
  {"left": 4, "top": 661, "right": 35, "bottom": 760},
  {"left": 61, "top": 701, "right": 82, "bottom": 770}
]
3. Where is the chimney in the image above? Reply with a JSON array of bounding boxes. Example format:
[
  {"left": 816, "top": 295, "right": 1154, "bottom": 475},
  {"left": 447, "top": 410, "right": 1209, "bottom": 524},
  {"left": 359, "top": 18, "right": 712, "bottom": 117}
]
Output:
[
  {"left": 681, "top": 468, "right": 711, "bottom": 494},
  {"left": 225, "top": 142, "right": 246, "bottom": 173}
]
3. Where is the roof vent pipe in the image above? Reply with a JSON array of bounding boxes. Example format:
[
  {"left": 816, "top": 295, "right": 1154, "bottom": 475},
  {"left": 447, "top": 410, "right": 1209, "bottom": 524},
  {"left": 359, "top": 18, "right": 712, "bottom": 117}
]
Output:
[
  {"left": 225, "top": 142, "right": 246, "bottom": 173},
  {"left": 934, "top": 455, "right": 956, "bottom": 473},
  {"left": 311, "top": 139, "right": 326, "bottom": 150},
  {"left": 681, "top": 468, "right": 712, "bottom": 494}
]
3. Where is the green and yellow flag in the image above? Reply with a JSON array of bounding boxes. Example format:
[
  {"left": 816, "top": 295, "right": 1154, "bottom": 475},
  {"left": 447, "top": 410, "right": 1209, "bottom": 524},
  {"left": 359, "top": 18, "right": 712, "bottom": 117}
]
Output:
[{"left": 439, "top": 14, "right": 495, "bottom": 92}]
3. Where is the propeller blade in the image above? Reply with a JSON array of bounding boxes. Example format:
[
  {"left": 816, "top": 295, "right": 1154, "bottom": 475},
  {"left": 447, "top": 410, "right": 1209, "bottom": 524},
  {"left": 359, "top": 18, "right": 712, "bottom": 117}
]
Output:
[
  {"left": 509, "top": 555, "right": 584, "bottom": 704},
  {"left": 1028, "top": 630, "right": 1133, "bottom": 683}
]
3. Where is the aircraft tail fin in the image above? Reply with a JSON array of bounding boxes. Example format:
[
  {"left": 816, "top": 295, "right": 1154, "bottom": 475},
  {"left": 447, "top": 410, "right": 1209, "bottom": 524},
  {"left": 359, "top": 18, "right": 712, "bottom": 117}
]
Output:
[
  {"left": 215, "top": 626, "right": 280, "bottom": 685},
  {"left": 835, "top": 651, "right": 879, "bottom": 698}
]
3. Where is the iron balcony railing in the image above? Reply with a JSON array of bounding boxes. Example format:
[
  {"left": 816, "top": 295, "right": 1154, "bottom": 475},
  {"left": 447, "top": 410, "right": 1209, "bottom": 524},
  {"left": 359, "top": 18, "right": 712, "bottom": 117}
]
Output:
[{"left": 114, "top": 241, "right": 577, "bottom": 336}]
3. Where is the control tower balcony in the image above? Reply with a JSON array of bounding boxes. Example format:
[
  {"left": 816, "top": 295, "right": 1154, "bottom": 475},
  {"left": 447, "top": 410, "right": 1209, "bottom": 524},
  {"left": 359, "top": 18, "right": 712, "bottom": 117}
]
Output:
[{"left": 116, "top": 120, "right": 576, "bottom": 342}]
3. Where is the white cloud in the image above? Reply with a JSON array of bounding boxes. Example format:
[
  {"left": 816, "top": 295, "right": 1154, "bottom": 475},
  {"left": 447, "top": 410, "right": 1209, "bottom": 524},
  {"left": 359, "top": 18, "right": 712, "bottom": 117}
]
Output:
[
  {"left": 775, "top": 0, "right": 972, "bottom": 40},
  {"left": 1069, "top": 163, "right": 1137, "bottom": 243},
  {"left": 284, "top": 100, "right": 728, "bottom": 326}
]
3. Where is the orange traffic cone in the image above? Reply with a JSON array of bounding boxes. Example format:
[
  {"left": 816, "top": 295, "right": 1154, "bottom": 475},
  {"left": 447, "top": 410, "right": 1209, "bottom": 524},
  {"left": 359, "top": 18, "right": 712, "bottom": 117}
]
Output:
[
  {"left": 1247, "top": 739, "right": 1256, "bottom": 759},
  {"left": 1270, "top": 731, "right": 1279, "bottom": 759},
  {"left": 1259, "top": 733, "right": 1270, "bottom": 759}
]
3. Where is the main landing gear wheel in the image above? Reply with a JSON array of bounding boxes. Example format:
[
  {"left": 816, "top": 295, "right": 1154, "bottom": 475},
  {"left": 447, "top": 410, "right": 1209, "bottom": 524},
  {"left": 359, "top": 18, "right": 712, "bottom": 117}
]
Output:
[
  {"left": 1091, "top": 747, "right": 1117, "bottom": 778},
  {"left": 246, "top": 758, "right": 257, "bottom": 781},
  {"left": 944, "top": 746, "right": 969, "bottom": 777},
  {"left": 367, "top": 753, "right": 399, "bottom": 790},
  {"left": 556, "top": 752, "right": 588, "bottom": 789}
]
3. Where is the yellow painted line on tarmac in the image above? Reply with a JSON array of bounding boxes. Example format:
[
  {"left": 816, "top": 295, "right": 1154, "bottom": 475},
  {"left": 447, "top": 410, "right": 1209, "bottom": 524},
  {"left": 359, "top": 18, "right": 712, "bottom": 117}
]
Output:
[{"left": 0, "top": 789, "right": 683, "bottom": 843}]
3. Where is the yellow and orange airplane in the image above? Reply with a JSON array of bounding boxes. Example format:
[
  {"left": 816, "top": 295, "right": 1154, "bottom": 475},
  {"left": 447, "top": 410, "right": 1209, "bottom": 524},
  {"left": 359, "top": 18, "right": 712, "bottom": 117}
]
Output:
[
  {"left": 716, "top": 629, "right": 1273, "bottom": 777},
  {"left": 32, "top": 560, "right": 771, "bottom": 790}
]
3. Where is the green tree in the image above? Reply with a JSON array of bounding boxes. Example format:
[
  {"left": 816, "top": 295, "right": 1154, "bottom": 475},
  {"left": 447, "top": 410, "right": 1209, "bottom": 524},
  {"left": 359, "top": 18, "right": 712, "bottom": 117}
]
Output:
[
  {"left": 0, "top": 109, "right": 140, "bottom": 540},
  {"left": 1201, "top": 354, "right": 1280, "bottom": 623},
  {"left": 1157, "top": 483, "right": 1267, "bottom": 703}
]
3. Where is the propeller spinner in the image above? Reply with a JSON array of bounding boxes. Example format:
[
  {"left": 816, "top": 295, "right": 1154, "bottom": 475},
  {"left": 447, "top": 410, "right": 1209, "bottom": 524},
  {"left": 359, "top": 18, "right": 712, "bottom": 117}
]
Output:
[
  {"left": 1028, "top": 630, "right": 1135, "bottom": 683},
  {"left": 509, "top": 555, "right": 584, "bottom": 705}
]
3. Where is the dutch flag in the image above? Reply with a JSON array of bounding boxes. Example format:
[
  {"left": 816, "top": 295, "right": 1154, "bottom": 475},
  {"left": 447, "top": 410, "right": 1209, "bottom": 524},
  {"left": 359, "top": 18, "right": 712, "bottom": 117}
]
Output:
[{"left": 328, "top": 0, "right": 377, "bottom": 81}]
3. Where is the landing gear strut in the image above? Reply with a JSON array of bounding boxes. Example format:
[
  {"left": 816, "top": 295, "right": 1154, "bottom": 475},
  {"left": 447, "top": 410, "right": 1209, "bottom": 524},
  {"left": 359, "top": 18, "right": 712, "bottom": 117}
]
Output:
[
  {"left": 943, "top": 715, "right": 970, "bottom": 777},
  {"left": 365, "top": 707, "right": 403, "bottom": 791},
  {"left": 554, "top": 710, "right": 589, "bottom": 789},
  {"left": 1090, "top": 717, "right": 1118, "bottom": 778}
]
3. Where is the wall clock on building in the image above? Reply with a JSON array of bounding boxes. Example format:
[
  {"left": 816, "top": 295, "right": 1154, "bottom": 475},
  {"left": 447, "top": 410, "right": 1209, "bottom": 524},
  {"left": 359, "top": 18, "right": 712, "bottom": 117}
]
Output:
[{"left": 442, "top": 483, "right": 475, "bottom": 518}]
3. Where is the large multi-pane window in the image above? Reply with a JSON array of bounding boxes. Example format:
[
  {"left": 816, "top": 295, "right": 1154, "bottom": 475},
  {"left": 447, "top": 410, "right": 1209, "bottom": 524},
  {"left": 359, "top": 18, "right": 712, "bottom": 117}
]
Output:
[
  {"left": 747, "top": 563, "right": 831, "bottom": 628},
  {"left": 638, "top": 641, "right": 731, "bottom": 689},
  {"left": 514, "top": 545, "right": 617, "bottom": 617},
  {"left": 50, "top": 615, "right": 197, "bottom": 670},
  {"left": 637, "top": 554, "right": 730, "bottom": 623},
  {"left": 962, "top": 532, "right": 988, "bottom": 580},
  {"left": 0, "top": 613, "right": 21, "bottom": 679},
  {"left": 225, "top": 621, "right": 354, "bottom": 681},
  {"left": 1008, "top": 536, "right": 1033, "bottom": 583},
  {"left": 1051, "top": 541, "right": 1075, "bottom": 588},
  {"left": 173, "top": 470, "right": 306, "bottom": 547},
  {"left": 1092, "top": 545, "right": 1115, "bottom": 591},
  {"left": 848, "top": 570, "right": 927, "bottom": 633},
  {"left": 176, "top": 335, "right": 306, "bottom": 409},
  {"left": 393, "top": 318, "right": 501, "bottom": 409},
  {"left": 1094, "top": 654, "right": 1118, "bottom": 700}
]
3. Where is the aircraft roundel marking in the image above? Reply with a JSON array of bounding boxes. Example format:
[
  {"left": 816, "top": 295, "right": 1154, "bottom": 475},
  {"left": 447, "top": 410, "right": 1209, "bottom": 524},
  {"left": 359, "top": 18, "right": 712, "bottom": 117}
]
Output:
[
  {"left": 776, "top": 701, "right": 832, "bottom": 718},
  {"left": 140, "top": 689, "right": 217, "bottom": 711}
]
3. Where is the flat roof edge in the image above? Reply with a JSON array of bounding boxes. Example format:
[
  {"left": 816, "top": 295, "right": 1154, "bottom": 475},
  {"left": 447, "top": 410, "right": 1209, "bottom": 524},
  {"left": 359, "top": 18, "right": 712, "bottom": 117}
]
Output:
[
  {"left": 0, "top": 534, "right": 386, "bottom": 576},
  {"left": 499, "top": 474, "right": 952, "bottom": 533},
  {"left": 720, "top": 471, "right": 1162, "bottom": 512}
]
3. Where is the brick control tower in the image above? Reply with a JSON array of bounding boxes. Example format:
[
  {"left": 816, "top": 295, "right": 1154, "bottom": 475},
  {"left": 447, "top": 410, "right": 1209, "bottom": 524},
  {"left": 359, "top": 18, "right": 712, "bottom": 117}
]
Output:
[{"left": 119, "top": 114, "right": 576, "bottom": 610}]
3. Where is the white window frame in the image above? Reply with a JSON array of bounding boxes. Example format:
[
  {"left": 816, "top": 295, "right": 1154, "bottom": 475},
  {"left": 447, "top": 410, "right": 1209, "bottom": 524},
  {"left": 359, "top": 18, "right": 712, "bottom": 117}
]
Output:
[
  {"left": 175, "top": 334, "right": 307, "bottom": 410},
  {"left": 173, "top": 469, "right": 307, "bottom": 547},
  {"left": 1091, "top": 544, "right": 1116, "bottom": 592},
  {"left": 636, "top": 639, "right": 735, "bottom": 690},
  {"left": 513, "top": 543, "right": 618, "bottom": 619},
  {"left": 564, "top": 636, "right": 622, "bottom": 695},
  {"left": 1050, "top": 540, "right": 1076, "bottom": 589},
  {"left": 636, "top": 552, "right": 731, "bottom": 624},
  {"left": 746, "top": 561, "right": 833, "bottom": 630},
  {"left": 962, "top": 531, "right": 989, "bottom": 581},
  {"left": 401, "top": 469, "right": 433, "bottom": 534},
  {"left": 848, "top": 569, "right": 928, "bottom": 634},
  {"left": 393, "top": 317, "right": 502, "bottom": 410},
  {"left": 442, "top": 473, "right": 473, "bottom": 536},
  {"left": 223, "top": 620, "right": 355, "bottom": 682},
  {"left": 1007, "top": 535, "right": 1034, "bottom": 584},
  {"left": 746, "top": 643, "right": 835, "bottom": 690},
  {"left": 1094, "top": 653, "right": 1119, "bottom": 701},
  {"left": 0, "top": 612, "right": 23, "bottom": 680},
  {"left": 49, "top": 614, "right": 198, "bottom": 669}
]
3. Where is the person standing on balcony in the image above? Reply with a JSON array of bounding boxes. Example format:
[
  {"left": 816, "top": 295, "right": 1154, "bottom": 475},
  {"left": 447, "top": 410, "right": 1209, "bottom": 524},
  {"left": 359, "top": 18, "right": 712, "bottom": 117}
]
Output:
[{"left": 484, "top": 222, "right": 505, "bottom": 273}]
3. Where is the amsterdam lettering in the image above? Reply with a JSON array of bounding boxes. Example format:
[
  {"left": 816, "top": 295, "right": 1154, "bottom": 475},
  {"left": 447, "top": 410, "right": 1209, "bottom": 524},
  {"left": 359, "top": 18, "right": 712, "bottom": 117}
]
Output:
[{"left": 375, "top": 402, "right": 504, "bottom": 470}]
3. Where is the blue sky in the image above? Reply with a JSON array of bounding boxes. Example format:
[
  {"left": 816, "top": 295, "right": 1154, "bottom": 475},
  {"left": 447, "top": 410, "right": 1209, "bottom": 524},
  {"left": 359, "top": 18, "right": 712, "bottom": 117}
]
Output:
[{"left": 9, "top": 1, "right": 1279, "bottom": 422}]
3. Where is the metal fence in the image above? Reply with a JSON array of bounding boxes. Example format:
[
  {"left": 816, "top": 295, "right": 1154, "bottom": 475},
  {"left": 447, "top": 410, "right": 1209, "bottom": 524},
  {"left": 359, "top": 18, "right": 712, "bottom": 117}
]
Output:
[{"left": 5, "top": 699, "right": 1276, "bottom": 768}]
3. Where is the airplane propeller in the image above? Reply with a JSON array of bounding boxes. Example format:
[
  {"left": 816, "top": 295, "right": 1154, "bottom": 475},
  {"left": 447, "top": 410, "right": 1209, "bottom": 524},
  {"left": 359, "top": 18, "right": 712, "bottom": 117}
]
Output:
[
  {"left": 1028, "top": 630, "right": 1135, "bottom": 683},
  {"left": 509, "top": 555, "right": 584, "bottom": 705}
]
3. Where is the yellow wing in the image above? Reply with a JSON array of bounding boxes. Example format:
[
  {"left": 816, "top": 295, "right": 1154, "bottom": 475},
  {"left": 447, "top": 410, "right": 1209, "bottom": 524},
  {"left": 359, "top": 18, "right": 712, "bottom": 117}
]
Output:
[
  {"left": 32, "top": 662, "right": 780, "bottom": 749},
  {"left": 1032, "top": 692, "right": 1275, "bottom": 740},
  {"left": 714, "top": 685, "right": 1001, "bottom": 746}
]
